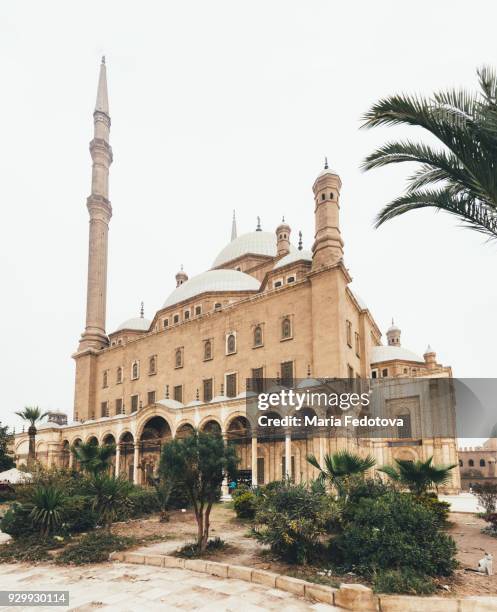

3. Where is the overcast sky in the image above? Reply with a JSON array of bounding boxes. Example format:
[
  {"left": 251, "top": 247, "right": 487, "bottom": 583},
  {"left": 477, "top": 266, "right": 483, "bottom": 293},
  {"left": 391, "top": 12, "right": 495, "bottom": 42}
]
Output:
[{"left": 1, "top": 1, "right": 496, "bottom": 436}]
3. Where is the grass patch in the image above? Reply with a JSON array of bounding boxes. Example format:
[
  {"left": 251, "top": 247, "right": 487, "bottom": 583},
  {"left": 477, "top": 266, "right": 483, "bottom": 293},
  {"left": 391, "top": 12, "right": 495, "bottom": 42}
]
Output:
[
  {"left": 286, "top": 567, "right": 341, "bottom": 589},
  {"left": 56, "top": 531, "right": 136, "bottom": 565},
  {"left": 0, "top": 535, "right": 66, "bottom": 563},
  {"left": 373, "top": 568, "right": 436, "bottom": 595},
  {"left": 176, "top": 537, "right": 228, "bottom": 559}
]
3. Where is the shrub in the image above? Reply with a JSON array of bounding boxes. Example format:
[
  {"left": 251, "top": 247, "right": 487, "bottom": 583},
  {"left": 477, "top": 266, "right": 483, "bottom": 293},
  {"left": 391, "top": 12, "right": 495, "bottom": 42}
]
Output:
[
  {"left": 373, "top": 568, "right": 436, "bottom": 594},
  {"left": 126, "top": 488, "right": 160, "bottom": 518},
  {"left": 61, "top": 495, "right": 97, "bottom": 533},
  {"left": 417, "top": 492, "right": 450, "bottom": 526},
  {"left": 332, "top": 491, "right": 457, "bottom": 577},
  {"left": 56, "top": 531, "right": 135, "bottom": 565},
  {"left": 84, "top": 475, "right": 133, "bottom": 529},
  {"left": 0, "top": 503, "right": 37, "bottom": 538},
  {"left": 233, "top": 491, "right": 256, "bottom": 519},
  {"left": 473, "top": 482, "right": 497, "bottom": 515},
  {"left": 0, "top": 485, "right": 15, "bottom": 503},
  {"left": 176, "top": 537, "right": 227, "bottom": 559},
  {"left": 252, "top": 481, "right": 337, "bottom": 564}
]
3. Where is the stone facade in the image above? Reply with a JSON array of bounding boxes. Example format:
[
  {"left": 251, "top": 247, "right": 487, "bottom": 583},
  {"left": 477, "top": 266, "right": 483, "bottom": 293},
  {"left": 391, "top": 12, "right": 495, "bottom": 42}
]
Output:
[
  {"left": 459, "top": 440, "right": 497, "bottom": 490},
  {"left": 12, "top": 60, "right": 460, "bottom": 493}
]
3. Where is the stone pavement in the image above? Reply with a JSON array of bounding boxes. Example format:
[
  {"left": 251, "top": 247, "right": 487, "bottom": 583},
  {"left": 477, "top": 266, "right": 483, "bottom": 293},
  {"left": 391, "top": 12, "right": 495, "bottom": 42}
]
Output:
[
  {"left": 440, "top": 492, "right": 482, "bottom": 513},
  {"left": 0, "top": 562, "right": 339, "bottom": 611}
]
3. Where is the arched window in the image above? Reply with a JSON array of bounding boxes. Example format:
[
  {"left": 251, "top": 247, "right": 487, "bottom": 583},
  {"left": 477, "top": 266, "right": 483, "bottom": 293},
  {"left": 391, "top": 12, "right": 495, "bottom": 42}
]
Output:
[
  {"left": 469, "top": 459, "right": 474, "bottom": 467},
  {"left": 149, "top": 355, "right": 156, "bottom": 375},
  {"left": 253, "top": 325, "right": 263, "bottom": 347},
  {"left": 132, "top": 362, "right": 139, "bottom": 380},
  {"left": 175, "top": 348, "right": 183, "bottom": 368},
  {"left": 480, "top": 459, "right": 486, "bottom": 467},
  {"left": 226, "top": 333, "right": 236, "bottom": 355},
  {"left": 281, "top": 317, "right": 292, "bottom": 340},
  {"left": 116, "top": 366, "right": 123, "bottom": 384},
  {"left": 102, "top": 370, "right": 108, "bottom": 388},
  {"left": 214, "top": 302, "right": 222, "bottom": 311},
  {"left": 397, "top": 414, "right": 412, "bottom": 439},
  {"left": 204, "top": 340, "right": 212, "bottom": 361}
]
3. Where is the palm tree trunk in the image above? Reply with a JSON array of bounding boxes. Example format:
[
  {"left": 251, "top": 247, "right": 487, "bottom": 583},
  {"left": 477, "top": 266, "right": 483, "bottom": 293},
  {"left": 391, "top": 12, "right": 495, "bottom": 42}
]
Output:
[{"left": 28, "top": 425, "right": 37, "bottom": 466}]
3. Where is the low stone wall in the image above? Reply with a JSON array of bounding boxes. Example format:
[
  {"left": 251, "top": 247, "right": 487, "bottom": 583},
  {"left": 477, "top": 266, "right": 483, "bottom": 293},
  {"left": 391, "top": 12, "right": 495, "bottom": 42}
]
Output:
[{"left": 110, "top": 551, "right": 497, "bottom": 611}]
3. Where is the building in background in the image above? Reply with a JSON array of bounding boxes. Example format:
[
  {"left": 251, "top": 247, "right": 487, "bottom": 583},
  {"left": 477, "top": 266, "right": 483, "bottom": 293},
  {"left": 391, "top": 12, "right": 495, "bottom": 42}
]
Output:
[{"left": 12, "top": 59, "right": 460, "bottom": 492}]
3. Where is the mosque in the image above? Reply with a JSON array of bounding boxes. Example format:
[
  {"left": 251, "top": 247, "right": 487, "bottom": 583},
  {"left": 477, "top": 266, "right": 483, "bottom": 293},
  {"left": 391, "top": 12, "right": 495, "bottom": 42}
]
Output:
[{"left": 12, "top": 59, "right": 460, "bottom": 492}]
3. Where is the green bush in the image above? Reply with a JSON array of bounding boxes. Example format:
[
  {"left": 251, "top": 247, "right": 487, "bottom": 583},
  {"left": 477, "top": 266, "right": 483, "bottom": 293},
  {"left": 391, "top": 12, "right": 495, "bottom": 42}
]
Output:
[
  {"left": 373, "top": 568, "right": 436, "bottom": 594},
  {"left": 332, "top": 491, "right": 457, "bottom": 577},
  {"left": 61, "top": 495, "right": 97, "bottom": 533},
  {"left": 253, "top": 481, "right": 337, "bottom": 564},
  {"left": 233, "top": 491, "right": 256, "bottom": 519},
  {"left": 56, "top": 531, "right": 135, "bottom": 565},
  {"left": 126, "top": 488, "right": 160, "bottom": 518},
  {"left": 0, "top": 503, "right": 37, "bottom": 538},
  {"left": 417, "top": 492, "right": 450, "bottom": 526}
]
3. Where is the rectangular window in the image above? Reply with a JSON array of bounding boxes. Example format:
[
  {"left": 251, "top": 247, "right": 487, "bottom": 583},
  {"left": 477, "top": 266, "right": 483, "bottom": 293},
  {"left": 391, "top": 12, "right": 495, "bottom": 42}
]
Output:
[
  {"left": 226, "top": 373, "right": 237, "bottom": 398},
  {"left": 175, "top": 347, "right": 184, "bottom": 368},
  {"left": 281, "top": 361, "right": 294, "bottom": 388},
  {"left": 371, "top": 370, "right": 378, "bottom": 379},
  {"left": 131, "top": 394, "right": 139, "bottom": 412},
  {"left": 147, "top": 390, "right": 156, "bottom": 405},
  {"left": 163, "top": 318, "right": 169, "bottom": 328},
  {"left": 346, "top": 320, "right": 352, "bottom": 347},
  {"left": 382, "top": 368, "right": 388, "bottom": 378},
  {"left": 184, "top": 310, "right": 190, "bottom": 320},
  {"left": 173, "top": 385, "right": 183, "bottom": 403},
  {"left": 101, "top": 401, "right": 109, "bottom": 417},
  {"left": 149, "top": 355, "right": 157, "bottom": 375},
  {"left": 115, "top": 398, "right": 123, "bottom": 415},
  {"left": 203, "top": 378, "right": 213, "bottom": 403},
  {"left": 173, "top": 314, "right": 179, "bottom": 324},
  {"left": 355, "top": 332, "right": 361, "bottom": 357},
  {"left": 251, "top": 367, "right": 264, "bottom": 393},
  {"left": 102, "top": 370, "right": 108, "bottom": 388},
  {"left": 195, "top": 305, "right": 202, "bottom": 316}
]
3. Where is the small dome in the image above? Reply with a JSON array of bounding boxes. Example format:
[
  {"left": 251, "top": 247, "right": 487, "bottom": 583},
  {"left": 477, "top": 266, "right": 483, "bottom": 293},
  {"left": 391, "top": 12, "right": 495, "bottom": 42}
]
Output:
[
  {"left": 317, "top": 166, "right": 339, "bottom": 178},
  {"left": 212, "top": 231, "right": 297, "bottom": 268},
  {"left": 273, "top": 249, "right": 312, "bottom": 270},
  {"left": 115, "top": 316, "right": 151, "bottom": 332},
  {"left": 387, "top": 320, "right": 401, "bottom": 333},
  {"left": 163, "top": 269, "right": 260, "bottom": 308},
  {"left": 370, "top": 345, "right": 423, "bottom": 364}
]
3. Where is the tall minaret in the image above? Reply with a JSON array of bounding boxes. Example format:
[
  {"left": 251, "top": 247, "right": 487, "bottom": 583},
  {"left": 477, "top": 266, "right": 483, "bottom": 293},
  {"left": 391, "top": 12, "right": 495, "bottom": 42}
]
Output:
[{"left": 78, "top": 57, "right": 113, "bottom": 351}]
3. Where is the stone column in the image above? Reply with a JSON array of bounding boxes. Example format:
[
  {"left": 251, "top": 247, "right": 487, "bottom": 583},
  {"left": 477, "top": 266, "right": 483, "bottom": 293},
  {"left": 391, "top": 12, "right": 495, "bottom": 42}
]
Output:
[
  {"left": 285, "top": 432, "right": 292, "bottom": 479},
  {"left": 133, "top": 444, "right": 140, "bottom": 485},
  {"left": 115, "top": 443, "right": 121, "bottom": 477},
  {"left": 251, "top": 435, "right": 258, "bottom": 486}
]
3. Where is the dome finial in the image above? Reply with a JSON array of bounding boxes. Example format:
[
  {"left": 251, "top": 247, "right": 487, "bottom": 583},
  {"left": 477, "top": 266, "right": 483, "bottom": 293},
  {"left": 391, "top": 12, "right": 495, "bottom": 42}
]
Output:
[
  {"left": 101, "top": 55, "right": 106, "bottom": 65},
  {"left": 282, "top": 215, "right": 285, "bottom": 223},
  {"left": 256, "top": 216, "right": 262, "bottom": 231},
  {"left": 140, "top": 301, "right": 144, "bottom": 318},
  {"left": 324, "top": 156, "right": 328, "bottom": 170},
  {"left": 298, "top": 230, "right": 303, "bottom": 251}
]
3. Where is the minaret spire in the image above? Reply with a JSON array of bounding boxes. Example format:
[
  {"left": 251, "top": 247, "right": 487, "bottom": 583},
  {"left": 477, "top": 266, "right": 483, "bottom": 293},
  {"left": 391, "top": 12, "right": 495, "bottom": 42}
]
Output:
[
  {"left": 231, "top": 210, "right": 237, "bottom": 241},
  {"left": 78, "top": 58, "right": 113, "bottom": 351}
]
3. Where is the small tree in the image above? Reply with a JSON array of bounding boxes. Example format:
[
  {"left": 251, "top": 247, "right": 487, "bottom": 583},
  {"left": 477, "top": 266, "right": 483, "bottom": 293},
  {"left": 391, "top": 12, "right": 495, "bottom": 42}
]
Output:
[
  {"left": 306, "top": 450, "right": 376, "bottom": 498},
  {"left": 71, "top": 442, "right": 116, "bottom": 477},
  {"left": 85, "top": 474, "right": 133, "bottom": 531},
  {"left": 379, "top": 456, "right": 456, "bottom": 496},
  {"left": 147, "top": 475, "right": 174, "bottom": 522},
  {"left": 0, "top": 424, "right": 15, "bottom": 471},
  {"left": 159, "top": 431, "right": 238, "bottom": 553},
  {"left": 473, "top": 482, "right": 497, "bottom": 515},
  {"left": 15, "top": 407, "right": 48, "bottom": 466}
]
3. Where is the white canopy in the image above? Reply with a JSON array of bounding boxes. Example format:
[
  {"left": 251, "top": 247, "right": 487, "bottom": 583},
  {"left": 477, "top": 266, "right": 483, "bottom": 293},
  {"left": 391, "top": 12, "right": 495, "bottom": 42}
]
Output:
[{"left": 0, "top": 468, "right": 32, "bottom": 484}]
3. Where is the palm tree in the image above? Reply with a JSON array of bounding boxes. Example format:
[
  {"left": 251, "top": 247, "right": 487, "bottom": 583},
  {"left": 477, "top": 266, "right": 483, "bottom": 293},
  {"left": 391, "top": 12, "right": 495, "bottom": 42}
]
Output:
[
  {"left": 24, "top": 484, "right": 65, "bottom": 537},
  {"left": 71, "top": 441, "right": 116, "bottom": 477},
  {"left": 306, "top": 450, "right": 376, "bottom": 498},
  {"left": 15, "top": 406, "right": 48, "bottom": 466},
  {"left": 378, "top": 456, "right": 457, "bottom": 496},
  {"left": 85, "top": 474, "right": 133, "bottom": 531},
  {"left": 361, "top": 66, "right": 497, "bottom": 239}
]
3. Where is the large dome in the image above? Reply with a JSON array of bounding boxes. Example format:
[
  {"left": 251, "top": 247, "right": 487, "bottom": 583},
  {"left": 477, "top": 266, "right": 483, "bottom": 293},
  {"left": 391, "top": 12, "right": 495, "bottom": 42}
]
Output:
[
  {"left": 163, "top": 269, "right": 260, "bottom": 308},
  {"left": 370, "top": 345, "right": 423, "bottom": 364},
  {"left": 212, "top": 231, "right": 297, "bottom": 268}
]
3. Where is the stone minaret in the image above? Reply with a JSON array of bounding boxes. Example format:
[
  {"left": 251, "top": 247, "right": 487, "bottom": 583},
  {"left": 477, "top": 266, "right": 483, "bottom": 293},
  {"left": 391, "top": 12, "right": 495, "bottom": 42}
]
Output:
[
  {"left": 276, "top": 217, "right": 291, "bottom": 256},
  {"left": 78, "top": 57, "right": 113, "bottom": 351},
  {"left": 312, "top": 159, "right": 344, "bottom": 269}
]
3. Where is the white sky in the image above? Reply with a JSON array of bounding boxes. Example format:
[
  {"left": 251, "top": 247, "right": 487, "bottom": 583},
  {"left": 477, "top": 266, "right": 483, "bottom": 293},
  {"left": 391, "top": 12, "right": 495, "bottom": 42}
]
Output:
[{"left": 1, "top": 1, "right": 496, "bottom": 436}]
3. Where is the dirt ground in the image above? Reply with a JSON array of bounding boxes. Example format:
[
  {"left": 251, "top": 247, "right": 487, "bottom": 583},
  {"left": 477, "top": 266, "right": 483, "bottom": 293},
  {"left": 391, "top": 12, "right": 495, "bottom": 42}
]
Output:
[{"left": 112, "top": 505, "right": 497, "bottom": 598}]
